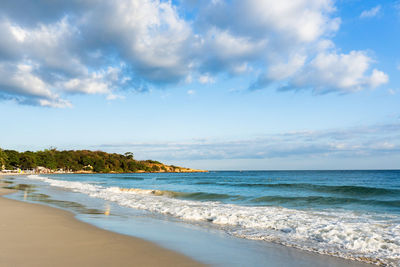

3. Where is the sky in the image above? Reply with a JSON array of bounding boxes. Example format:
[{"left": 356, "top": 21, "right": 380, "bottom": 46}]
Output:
[{"left": 0, "top": 0, "right": 399, "bottom": 170}]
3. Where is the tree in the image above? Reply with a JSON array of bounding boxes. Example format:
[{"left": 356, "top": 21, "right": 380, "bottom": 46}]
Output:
[
  {"left": 0, "top": 148, "right": 175, "bottom": 173},
  {"left": 93, "top": 158, "right": 106, "bottom": 173},
  {"left": 124, "top": 152, "right": 134, "bottom": 160},
  {"left": 151, "top": 165, "right": 160, "bottom": 172},
  {"left": 19, "top": 152, "right": 37, "bottom": 169},
  {"left": 0, "top": 148, "right": 7, "bottom": 168},
  {"left": 36, "top": 150, "right": 57, "bottom": 169},
  {"left": 4, "top": 150, "right": 20, "bottom": 169}
]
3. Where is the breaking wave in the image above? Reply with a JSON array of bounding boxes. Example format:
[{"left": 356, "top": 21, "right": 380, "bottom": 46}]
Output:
[
  {"left": 27, "top": 175, "right": 400, "bottom": 266},
  {"left": 196, "top": 182, "right": 400, "bottom": 196}
]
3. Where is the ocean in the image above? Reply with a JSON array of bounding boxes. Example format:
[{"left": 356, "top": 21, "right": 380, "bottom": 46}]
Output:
[{"left": 5, "top": 170, "right": 400, "bottom": 266}]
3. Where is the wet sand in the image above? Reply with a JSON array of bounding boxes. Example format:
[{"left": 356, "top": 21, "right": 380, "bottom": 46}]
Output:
[
  {"left": 0, "top": 184, "right": 203, "bottom": 267},
  {"left": 0, "top": 178, "right": 376, "bottom": 267}
]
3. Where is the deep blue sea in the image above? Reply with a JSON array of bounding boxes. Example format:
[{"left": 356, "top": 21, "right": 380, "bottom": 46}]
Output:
[{"left": 7, "top": 170, "right": 400, "bottom": 266}]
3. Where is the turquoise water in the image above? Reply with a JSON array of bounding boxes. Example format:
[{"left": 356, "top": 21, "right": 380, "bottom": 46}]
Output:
[
  {"left": 11, "top": 171, "right": 400, "bottom": 265},
  {"left": 49, "top": 170, "right": 400, "bottom": 213}
]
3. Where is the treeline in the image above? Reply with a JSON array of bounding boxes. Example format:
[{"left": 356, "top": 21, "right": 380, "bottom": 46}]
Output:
[{"left": 0, "top": 148, "right": 165, "bottom": 173}]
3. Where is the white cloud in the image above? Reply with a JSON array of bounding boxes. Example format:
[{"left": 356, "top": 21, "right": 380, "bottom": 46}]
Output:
[
  {"left": 205, "top": 28, "right": 265, "bottom": 59},
  {"left": 38, "top": 98, "right": 72, "bottom": 108},
  {"left": 63, "top": 78, "right": 109, "bottom": 95},
  {"left": 213, "top": 1, "right": 387, "bottom": 93},
  {"left": 198, "top": 74, "right": 215, "bottom": 84},
  {"left": 371, "top": 142, "right": 396, "bottom": 150},
  {"left": 99, "top": 123, "right": 400, "bottom": 161},
  {"left": 0, "top": 0, "right": 390, "bottom": 106},
  {"left": 20, "top": 17, "right": 85, "bottom": 76},
  {"left": 0, "top": 61, "right": 71, "bottom": 107},
  {"left": 0, "top": 0, "right": 192, "bottom": 106},
  {"left": 62, "top": 67, "right": 124, "bottom": 95},
  {"left": 187, "top": 90, "right": 196, "bottom": 95},
  {"left": 106, "top": 94, "right": 125, "bottom": 100},
  {"left": 267, "top": 54, "right": 307, "bottom": 81},
  {"left": 0, "top": 20, "right": 23, "bottom": 60},
  {"left": 9, "top": 24, "right": 26, "bottom": 42},
  {"left": 90, "top": 0, "right": 194, "bottom": 83},
  {"left": 232, "top": 63, "right": 250, "bottom": 74},
  {"left": 290, "top": 51, "right": 388, "bottom": 93},
  {"left": 360, "top": 5, "right": 381, "bottom": 18},
  {"left": 204, "top": 0, "right": 340, "bottom": 43},
  {"left": 368, "top": 69, "right": 389, "bottom": 88}
]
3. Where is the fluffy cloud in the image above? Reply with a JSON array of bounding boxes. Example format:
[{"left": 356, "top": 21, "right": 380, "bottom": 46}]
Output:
[
  {"left": 0, "top": 16, "right": 107, "bottom": 106},
  {"left": 98, "top": 123, "right": 400, "bottom": 161},
  {"left": 288, "top": 51, "right": 389, "bottom": 93},
  {"left": 198, "top": 74, "right": 215, "bottom": 84},
  {"left": 0, "top": 0, "right": 192, "bottom": 106},
  {"left": 360, "top": 5, "right": 381, "bottom": 18},
  {"left": 187, "top": 90, "right": 196, "bottom": 95},
  {"left": 0, "top": 62, "right": 71, "bottom": 107},
  {"left": 0, "top": 0, "right": 389, "bottom": 107},
  {"left": 81, "top": 0, "right": 194, "bottom": 83}
]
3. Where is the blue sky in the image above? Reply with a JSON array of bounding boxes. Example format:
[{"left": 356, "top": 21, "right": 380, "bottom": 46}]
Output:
[{"left": 0, "top": 0, "right": 399, "bottom": 170}]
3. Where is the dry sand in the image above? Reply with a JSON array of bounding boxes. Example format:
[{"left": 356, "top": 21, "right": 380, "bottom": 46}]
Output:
[{"left": 0, "top": 184, "right": 204, "bottom": 267}]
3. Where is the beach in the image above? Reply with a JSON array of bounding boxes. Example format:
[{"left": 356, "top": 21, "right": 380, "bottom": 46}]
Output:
[
  {"left": 0, "top": 182, "right": 203, "bottom": 267},
  {"left": 1, "top": 172, "right": 389, "bottom": 266},
  {"left": 0, "top": 0, "right": 397, "bottom": 265}
]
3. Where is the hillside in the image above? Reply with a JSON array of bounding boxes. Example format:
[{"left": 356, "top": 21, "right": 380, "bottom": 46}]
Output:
[{"left": 0, "top": 148, "right": 207, "bottom": 174}]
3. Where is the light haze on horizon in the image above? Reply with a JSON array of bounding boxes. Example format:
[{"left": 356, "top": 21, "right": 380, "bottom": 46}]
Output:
[{"left": 0, "top": 0, "right": 399, "bottom": 170}]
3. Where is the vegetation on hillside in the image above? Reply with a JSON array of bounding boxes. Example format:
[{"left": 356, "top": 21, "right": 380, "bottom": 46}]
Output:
[{"left": 0, "top": 148, "right": 173, "bottom": 173}]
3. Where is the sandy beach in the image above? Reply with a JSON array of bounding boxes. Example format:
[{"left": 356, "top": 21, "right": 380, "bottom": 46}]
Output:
[{"left": 0, "top": 183, "right": 203, "bottom": 267}]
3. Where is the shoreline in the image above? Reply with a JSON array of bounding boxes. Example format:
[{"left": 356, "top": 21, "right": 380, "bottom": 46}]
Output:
[
  {"left": 0, "top": 170, "right": 208, "bottom": 176},
  {"left": 0, "top": 182, "right": 203, "bottom": 267},
  {"left": 1, "top": 176, "right": 378, "bottom": 267}
]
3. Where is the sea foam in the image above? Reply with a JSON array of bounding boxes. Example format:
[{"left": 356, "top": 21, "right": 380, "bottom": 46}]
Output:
[{"left": 26, "top": 175, "right": 400, "bottom": 266}]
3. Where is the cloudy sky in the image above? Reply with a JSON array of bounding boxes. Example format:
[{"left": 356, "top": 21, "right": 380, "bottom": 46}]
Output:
[{"left": 1, "top": 0, "right": 399, "bottom": 169}]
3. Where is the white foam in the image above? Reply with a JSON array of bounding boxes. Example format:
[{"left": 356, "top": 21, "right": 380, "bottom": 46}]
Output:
[{"left": 27, "top": 175, "right": 400, "bottom": 266}]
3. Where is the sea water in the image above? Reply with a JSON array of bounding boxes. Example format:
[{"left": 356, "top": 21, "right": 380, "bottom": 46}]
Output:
[{"left": 7, "top": 170, "right": 400, "bottom": 266}]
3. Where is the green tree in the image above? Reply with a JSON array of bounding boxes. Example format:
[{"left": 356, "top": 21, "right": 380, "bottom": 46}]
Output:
[
  {"left": 124, "top": 152, "right": 134, "bottom": 160},
  {"left": 19, "top": 151, "right": 37, "bottom": 169},
  {"left": 36, "top": 150, "right": 57, "bottom": 169},
  {"left": 0, "top": 148, "right": 7, "bottom": 168},
  {"left": 0, "top": 148, "right": 174, "bottom": 173},
  {"left": 93, "top": 158, "right": 106, "bottom": 172},
  {"left": 4, "top": 150, "right": 20, "bottom": 169},
  {"left": 151, "top": 165, "right": 160, "bottom": 172}
]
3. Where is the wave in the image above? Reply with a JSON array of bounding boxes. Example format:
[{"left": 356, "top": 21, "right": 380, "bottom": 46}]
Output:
[
  {"left": 182, "top": 192, "right": 242, "bottom": 201},
  {"left": 196, "top": 182, "right": 400, "bottom": 196},
  {"left": 251, "top": 195, "right": 400, "bottom": 208},
  {"left": 117, "top": 187, "right": 241, "bottom": 201},
  {"left": 117, "top": 187, "right": 185, "bottom": 198},
  {"left": 26, "top": 175, "right": 400, "bottom": 266},
  {"left": 117, "top": 187, "right": 400, "bottom": 208},
  {"left": 108, "top": 176, "right": 145, "bottom": 181},
  {"left": 194, "top": 181, "right": 215, "bottom": 185}
]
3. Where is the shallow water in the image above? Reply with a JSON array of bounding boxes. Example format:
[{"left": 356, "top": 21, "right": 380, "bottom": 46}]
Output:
[{"left": 4, "top": 171, "right": 400, "bottom": 266}]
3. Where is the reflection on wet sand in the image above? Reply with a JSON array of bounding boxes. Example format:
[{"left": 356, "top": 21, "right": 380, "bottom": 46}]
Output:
[
  {"left": 6, "top": 183, "right": 36, "bottom": 191},
  {"left": 104, "top": 204, "right": 111, "bottom": 216},
  {"left": 0, "top": 177, "right": 15, "bottom": 185},
  {"left": 4, "top": 182, "right": 105, "bottom": 215}
]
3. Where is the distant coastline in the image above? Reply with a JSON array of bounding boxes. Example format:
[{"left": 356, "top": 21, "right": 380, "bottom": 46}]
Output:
[
  {"left": 0, "top": 148, "right": 207, "bottom": 175},
  {"left": 0, "top": 169, "right": 208, "bottom": 175},
  {"left": 0, "top": 181, "right": 204, "bottom": 267}
]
